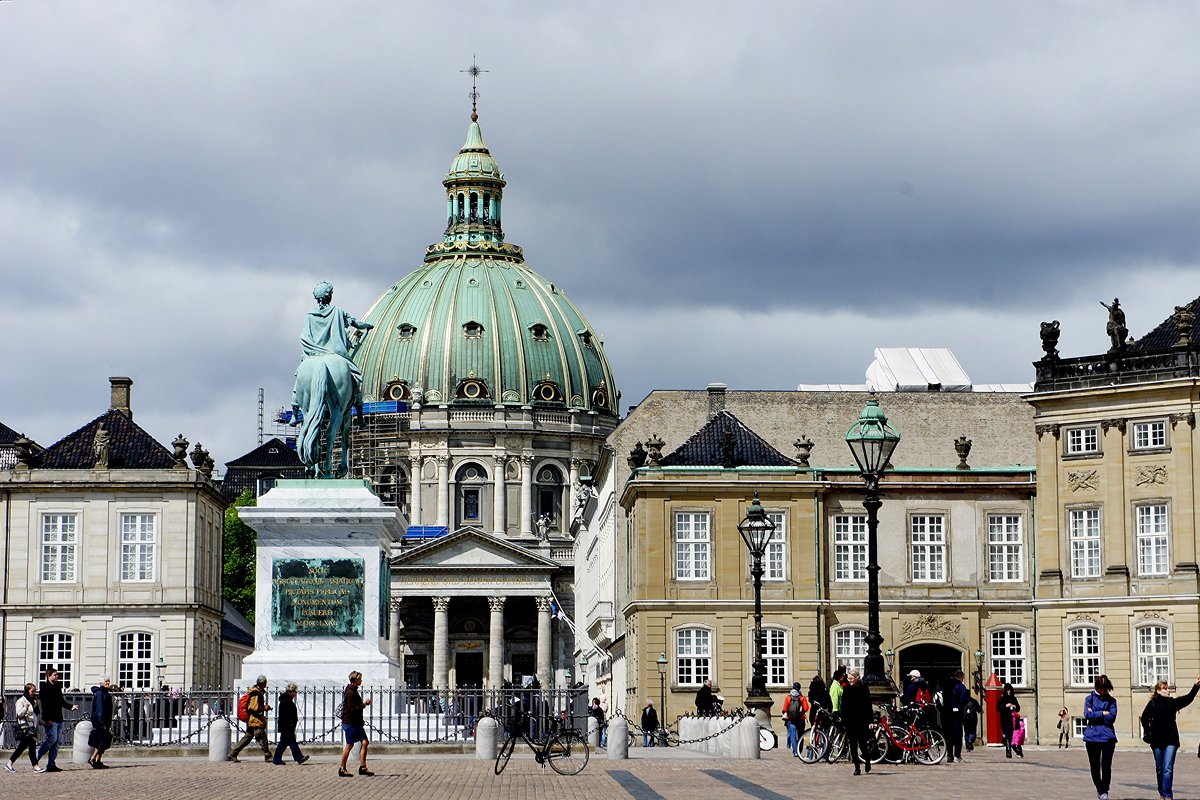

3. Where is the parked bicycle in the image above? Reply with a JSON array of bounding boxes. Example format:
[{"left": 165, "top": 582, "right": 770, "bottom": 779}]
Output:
[
  {"left": 870, "top": 704, "right": 945, "bottom": 765},
  {"left": 494, "top": 701, "right": 589, "bottom": 776},
  {"left": 797, "top": 704, "right": 847, "bottom": 763}
]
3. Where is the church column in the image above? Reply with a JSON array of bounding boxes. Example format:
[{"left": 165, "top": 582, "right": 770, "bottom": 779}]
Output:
[
  {"left": 493, "top": 455, "right": 508, "bottom": 536},
  {"left": 409, "top": 456, "right": 422, "bottom": 526},
  {"left": 433, "top": 596, "right": 450, "bottom": 690},
  {"left": 535, "top": 596, "right": 553, "bottom": 689},
  {"left": 519, "top": 455, "right": 534, "bottom": 536},
  {"left": 388, "top": 598, "right": 403, "bottom": 663},
  {"left": 436, "top": 455, "right": 451, "bottom": 527},
  {"left": 488, "top": 596, "right": 506, "bottom": 690}
]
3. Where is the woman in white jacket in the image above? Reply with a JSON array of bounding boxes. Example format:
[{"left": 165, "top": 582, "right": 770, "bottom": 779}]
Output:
[{"left": 5, "top": 683, "right": 45, "bottom": 773}]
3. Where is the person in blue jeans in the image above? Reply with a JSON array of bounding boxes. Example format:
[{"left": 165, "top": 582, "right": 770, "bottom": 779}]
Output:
[
  {"left": 1140, "top": 677, "right": 1200, "bottom": 800},
  {"left": 1083, "top": 674, "right": 1118, "bottom": 800},
  {"left": 35, "top": 668, "right": 77, "bottom": 773}
]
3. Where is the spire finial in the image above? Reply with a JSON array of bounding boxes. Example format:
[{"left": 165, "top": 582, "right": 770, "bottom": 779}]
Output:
[{"left": 461, "top": 55, "right": 488, "bottom": 122}]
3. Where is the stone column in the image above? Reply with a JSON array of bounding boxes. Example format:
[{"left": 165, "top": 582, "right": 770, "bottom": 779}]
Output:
[
  {"left": 409, "top": 456, "right": 422, "bottom": 526},
  {"left": 493, "top": 455, "right": 507, "bottom": 536},
  {"left": 519, "top": 455, "right": 534, "bottom": 536},
  {"left": 433, "top": 596, "right": 451, "bottom": 690},
  {"left": 488, "top": 596, "right": 506, "bottom": 690},
  {"left": 536, "top": 596, "right": 553, "bottom": 689},
  {"left": 388, "top": 599, "right": 402, "bottom": 662},
  {"left": 436, "top": 455, "right": 451, "bottom": 528}
]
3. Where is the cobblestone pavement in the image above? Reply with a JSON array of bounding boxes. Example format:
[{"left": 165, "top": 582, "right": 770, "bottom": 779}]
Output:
[{"left": 0, "top": 746, "right": 1189, "bottom": 800}]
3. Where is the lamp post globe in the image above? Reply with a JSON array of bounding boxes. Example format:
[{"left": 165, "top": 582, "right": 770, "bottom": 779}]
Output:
[{"left": 656, "top": 650, "right": 668, "bottom": 746}]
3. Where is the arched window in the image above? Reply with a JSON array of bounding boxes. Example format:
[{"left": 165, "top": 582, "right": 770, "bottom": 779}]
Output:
[
  {"left": 675, "top": 627, "right": 712, "bottom": 686},
  {"left": 989, "top": 628, "right": 1028, "bottom": 687},
  {"left": 1136, "top": 623, "right": 1171, "bottom": 686},
  {"left": 1068, "top": 625, "right": 1102, "bottom": 687},
  {"left": 535, "top": 464, "right": 563, "bottom": 526},
  {"left": 38, "top": 632, "right": 74, "bottom": 689},
  {"left": 456, "top": 463, "right": 489, "bottom": 525},
  {"left": 832, "top": 627, "right": 866, "bottom": 675},
  {"left": 117, "top": 631, "right": 155, "bottom": 690}
]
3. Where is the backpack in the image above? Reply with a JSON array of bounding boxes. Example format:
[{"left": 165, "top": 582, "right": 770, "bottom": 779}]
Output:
[
  {"left": 237, "top": 692, "right": 251, "bottom": 723},
  {"left": 786, "top": 695, "right": 808, "bottom": 725},
  {"left": 914, "top": 685, "right": 932, "bottom": 705}
]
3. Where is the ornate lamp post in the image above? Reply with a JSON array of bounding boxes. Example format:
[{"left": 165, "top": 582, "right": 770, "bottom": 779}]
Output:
[
  {"left": 656, "top": 650, "right": 668, "bottom": 745},
  {"left": 844, "top": 394, "right": 901, "bottom": 691},
  {"left": 155, "top": 655, "right": 167, "bottom": 690},
  {"left": 738, "top": 493, "right": 777, "bottom": 725}
]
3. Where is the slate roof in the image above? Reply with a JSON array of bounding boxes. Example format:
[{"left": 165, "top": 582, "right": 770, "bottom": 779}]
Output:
[
  {"left": 225, "top": 438, "right": 303, "bottom": 468},
  {"left": 220, "top": 437, "right": 304, "bottom": 501},
  {"left": 1131, "top": 295, "right": 1200, "bottom": 351},
  {"left": 0, "top": 420, "right": 42, "bottom": 470},
  {"left": 221, "top": 600, "right": 255, "bottom": 648},
  {"left": 659, "top": 410, "right": 797, "bottom": 468},
  {"left": 39, "top": 409, "right": 175, "bottom": 469}
]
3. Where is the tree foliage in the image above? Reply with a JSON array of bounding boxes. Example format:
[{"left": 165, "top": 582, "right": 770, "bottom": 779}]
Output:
[{"left": 223, "top": 489, "right": 258, "bottom": 622}]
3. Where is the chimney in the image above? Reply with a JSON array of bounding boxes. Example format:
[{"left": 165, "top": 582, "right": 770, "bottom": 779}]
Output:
[
  {"left": 706, "top": 383, "right": 727, "bottom": 420},
  {"left": 109, "top": 376, "right": 133, "bottom": 419}
]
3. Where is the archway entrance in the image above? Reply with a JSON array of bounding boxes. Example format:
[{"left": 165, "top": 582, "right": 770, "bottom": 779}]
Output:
[{"left": 898, "top": 643, "right": 963, "bottom": 695}]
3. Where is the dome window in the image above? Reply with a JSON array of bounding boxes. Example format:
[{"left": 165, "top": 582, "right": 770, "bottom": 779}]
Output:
[
  {"left": 529, "top": 323, "right": 549, "bottom": 342},
  {"left": 577, "top": 329, "right": 594, "bottom": 349},
  {"left": 384, "top": 380, "right": 412, "bottom": 402},
  {"left": 455, "top": 374, "right": 490, "bottom": 400},
  {"left": 397, "top": 323, "right": 417, "bottom": 340},
  {"left": 514, "top": 280, "right": 526, "bottom": 289},
  {"left": 533, "top": 375, "right": 563, "bottom": 403},
  {"left": 462, "top": 320, "right": 484, "bottom": 338},
  {"left": 592, "top": 382, "right": 610, "bottom": 410}
]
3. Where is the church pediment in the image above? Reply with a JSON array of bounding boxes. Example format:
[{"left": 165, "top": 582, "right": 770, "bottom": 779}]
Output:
[{"left": 393, "top": 526, "right": 560, "bottom": 571}]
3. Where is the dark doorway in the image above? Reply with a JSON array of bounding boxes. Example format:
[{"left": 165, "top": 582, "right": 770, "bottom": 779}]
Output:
[
  {"left": 511, "top": 652, "right": 535, "bottom": 686},
  {"left": 456, "top": 652, "right": 483, "bottom": 688},
  {"left": 898, "top": 643, "right": 963, "bottom": 697},
  {"left": 405, "top": 654, "right": 428, "bottom": 688}
]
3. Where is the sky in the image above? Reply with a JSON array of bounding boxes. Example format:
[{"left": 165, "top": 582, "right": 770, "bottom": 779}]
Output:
[{"left": 4, "top": 1, "right": 1200, "bottom": 468}]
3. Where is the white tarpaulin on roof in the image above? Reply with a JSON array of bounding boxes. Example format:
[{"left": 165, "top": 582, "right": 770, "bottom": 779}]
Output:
[{"left": 865, "top": 348, "right": 973, "bottom": 392}]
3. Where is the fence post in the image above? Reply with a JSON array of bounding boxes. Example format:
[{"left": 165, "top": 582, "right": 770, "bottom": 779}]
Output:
[
  {"left": 72, "top": 720, "right": 93, "bottom": 764},
  {"left": 474, "top": 716, "right": 497, "bottom": 760},
  {"left": 607, "top": 717, "right": 628, "bottom": 759},
  {"left": 209, "top": 718, "right": 231, "bottom": 761}
]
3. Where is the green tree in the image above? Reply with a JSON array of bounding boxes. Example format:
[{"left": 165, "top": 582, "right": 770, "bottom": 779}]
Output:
[{"left": 224, "top": 489, "right": 258, "bottom": 622}]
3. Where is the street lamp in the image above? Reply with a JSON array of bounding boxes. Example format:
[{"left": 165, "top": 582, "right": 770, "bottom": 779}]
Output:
[
  {"left": 845, "top": 393, "right": 901, "bottom": 691},
  {"left": 154, "top": 655, "right": 167, "bottom": 690},
  {"left": 974, "top": 649, "right": 985, "bottom": 693},
  {"left": 738, "top": 493, "right": 777, "bottom": 713},
  {"left": 656, "top": 651, "right": 668, "bottom": 746}
]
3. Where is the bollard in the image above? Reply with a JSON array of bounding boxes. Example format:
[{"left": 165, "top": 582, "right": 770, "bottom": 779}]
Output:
[
  {"left": 705, "top": 717, "right": 717, "bottom": 755},
  {"left": 475, "top": 717, "right": 498, "bottom": 760},
  {"left": 72, "top": 720, "right": 93, "bottom": 764},
  {"left": 607, "top": 717, "right": 628, "bottom": 759},
  {"left": 735, "top": 716, "right": 761, "bottom": 759},
  {"left": 587, "top": 716, "right": 600, "bottom": 748},
  {"left": 716, "top": 718, "right": 733, "bottom": 757},
  {"left": 209, "top": 718, "right": 231, "bottom": 762}
]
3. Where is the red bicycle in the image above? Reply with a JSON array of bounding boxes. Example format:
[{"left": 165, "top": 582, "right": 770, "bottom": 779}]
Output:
[{"left": 869, "top": 705, "right": 946, "bottom": 765}]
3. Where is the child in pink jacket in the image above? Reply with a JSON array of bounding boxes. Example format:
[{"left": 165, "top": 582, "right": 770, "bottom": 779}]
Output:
[{"left": 1010, "top": 712, "right": 1026, "bottom": 758}]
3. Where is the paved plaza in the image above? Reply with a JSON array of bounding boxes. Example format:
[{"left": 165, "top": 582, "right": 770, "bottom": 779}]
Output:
[{"left": 1, "top": 746, "right": 1192, "bottom": 800}]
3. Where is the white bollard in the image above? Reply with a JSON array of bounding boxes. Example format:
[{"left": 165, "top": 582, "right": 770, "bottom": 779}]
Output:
[
  {"left": 607, "top": 717, "right": 628, "bottom": 759},
  {"left": 475, "top": 717, "right": 498, "bottom": 760},
  {"left": 705, "top": 717, "right": 718, "bottom": 754},
  {"left": 72, "top": 720, "right": 93, "bottom": 764},
  {"left": 734, "top": 716, "right": 761, "bottom": 759},
  {"left": 587, "top": 716, "right": 600, "bottom": 748},
  {"left": 209, "top": 718, "right": 231, "bottom": 762},
  {"left": 717, "top": 718, "right": 733, "bottom": 757}
]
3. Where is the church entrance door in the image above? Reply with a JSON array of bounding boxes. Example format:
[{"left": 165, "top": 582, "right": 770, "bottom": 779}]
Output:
[
  {"left": 456, "top": 652, "right": 483, "bottom": 688},
  {"left": 898, "top": 643, "right": 962, "bottom": 696}
]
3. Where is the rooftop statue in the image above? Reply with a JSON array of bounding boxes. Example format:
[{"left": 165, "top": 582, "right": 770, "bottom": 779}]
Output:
[
  {"left": 1101, "top": 298, "right": 1127, "bottom": 353},
  {"left": 292, "top": 281, "right": 373, "bottom": 477}
]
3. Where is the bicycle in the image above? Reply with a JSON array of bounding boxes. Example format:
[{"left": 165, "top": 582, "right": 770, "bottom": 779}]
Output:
[
  {"left": 796, "top": 704, "right": 846, "bottom": 763},
  {"left": 494, "top": 709, "right": 589, "bottom": 775},
  {"left": 869, "top": 705, "right": 945, "bottom": 765}
]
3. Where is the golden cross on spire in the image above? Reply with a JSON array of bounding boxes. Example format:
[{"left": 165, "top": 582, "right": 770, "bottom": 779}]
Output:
[{"left": 461, "top": 55, "right": 488, "bottom": 121}]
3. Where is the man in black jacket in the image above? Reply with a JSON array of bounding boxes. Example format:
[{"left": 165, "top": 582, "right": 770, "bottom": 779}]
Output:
[
  {"left": 841, "top": 670, "right": 874, "bottom": 776},
  {"left": 694, "top": 680, "right": 715, "bottom": 716},
  {"left": 35, "top": 668, "right": 77, "bottom": 773},
  {"left": 271, "top": 683, "right": 309, "bottom": 765},
  {"left": 641, "top": 700, "right": 660, "bottom": 747}
]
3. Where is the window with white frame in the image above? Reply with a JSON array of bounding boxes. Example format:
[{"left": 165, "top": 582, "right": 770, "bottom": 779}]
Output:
[
  {"left": 834, "top": 628, "right": 866, "bottom": 675},
  {"left": 1136, "top": 625, "right": 1171, "bottom": 686},
  {"left": 674, "top": 512, "right": 711, "bottom": 580},
  {"left": 990, "top": 630, "right": 1027, "bottom": 687},
  {"left": 833, "top": 514, "right": 868, "bottom": 581},
  {"left": 763, "top": 628, "right": 788, "bottom": 686},
  {"left": 1132, "top": 420, "right": 1167, "bottom": 451},
  {"left": 910, "top": 515, "right": 946, "bottom": 582},
  {"left": 675, "top": 628, "right": 712, "bottom": 686},
  {"left": 1065, "top": 426, "right": 1100, "bottom": 455},
  {"left": 1072, "top": 718, "right": 1087, "bottom": 738},
  {"left": 1069, "top": 626, "right": 1102, "bottom": 686},
  {"left": 41, "top": 513, "right": 77, "bottom": 583},
  {"left": 118, "top": 631, "right": 154, "bottom": 689},
  {"left": 764, "top": 512, "right": 786, "bottom": 581},
  {"left": 38, "top": 633, "right": 74, "bottom": 689},
  {"left": 120, "top": 513, "right": 157, "bottom": 582},
  {"left": 1135, "top": 504, "right": 1170, "bottom": 576},
  {"left": 987, "top": 514, "right": 1023, "bottom": 582},
  {"left": 1069, "top": 508, "right": 1102, "bottom": 578}
]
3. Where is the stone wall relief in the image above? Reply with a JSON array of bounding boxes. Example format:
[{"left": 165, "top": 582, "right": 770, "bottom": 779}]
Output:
[
  {"left": 1067, "top": 470, "right": 1098, "bottom": 492},
  {"left": 1134, "top": 465, "right": 1168, "bottom": 486},
  {"left": 898, "top": 614, "right": 965, "bottom": 646}
]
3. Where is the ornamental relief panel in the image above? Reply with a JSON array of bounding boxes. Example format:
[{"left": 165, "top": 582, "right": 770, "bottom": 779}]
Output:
[
  {"left": 898, "top": 614, "right": 964, "bottom": 646},
  {"left": 1068, "top": 470, "right": 1098, "bottom": 492},
  {"left": 1134, "top": 465, "right": 1168, "bottom": 486}
]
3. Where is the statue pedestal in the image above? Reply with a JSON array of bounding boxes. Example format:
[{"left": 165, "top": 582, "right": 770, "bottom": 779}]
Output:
[{"left": 237, "top": 479, "right": 406, "bottom": 687}]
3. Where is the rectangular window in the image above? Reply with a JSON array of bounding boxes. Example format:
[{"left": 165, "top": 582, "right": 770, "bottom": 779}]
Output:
[
  {"left": 987, "top": 514, "right": 1023, "bottom": 582},
  {"left": 463, "top": 488, "right": 480, "bottom": 521},
  {"left": 1066, "top": 426, "right": 1100, "bottom": 455},
  {"left": 1069, "top": 509, "right": 1102, "bottom": 578},
  {"left": 990, "top": 630, "right": 1027, "bottom": 687},
  {"left": 120, "top": 513, "right": 157, "bottom": 582},
  {"left": 1069, "top": 627, "right": 1101, "bottom": 686},
  {"left": 834, "top": 629, "right": 866, "bottom": 675},
  {"left": 1072, "top": 718, "right": 1087, "bottom": 738},
  {"left": 910, "top": 515, "right": 946, "bottom": 582},
  {"left": 1136, "top": 504, "right": 1170, "bottom": 576},
  {"left": 118, "top": 631, "right": 154, "bottom": 689},
  {"left": 676, "top": 628, "right": 711, "bottom": 686},
  {"left": 1136, "top": 625, "right": 1171, "bottom": 686},
  {"left": 674, "top": 512, "right": 711, "bottom": 581},
  {"left": 41, "top": 513, "right": 77, "bottom": 583},
  {"left": 763, "top": 629, "right": 787, "bottom": 686},
  {"left": 1132, "top": 420, "right": 1167, "bottom": 450},
  {"left": 834, "top": 514, "right": 868, "bottom": 581},
  {"left": 38, "top": 633, "right": 73, "bottom": 689}
]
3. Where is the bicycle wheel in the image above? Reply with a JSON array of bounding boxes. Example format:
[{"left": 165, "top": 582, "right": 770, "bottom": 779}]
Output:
[
  {"left": 825, "top": 727, "right": 848, "bottom": 763},
  {"left": 876, "top": 727, "right": 907, "bottom": 764},
  {"left": 912, "top": 728, "right": 947, "bottom": 765},
  {"left": 797, "top": 727, "right": 828, "bottom": 764},
  {"left": 494, "top": 734, "right": 516, "bottom": 775},
  {"left": 546, "top": 730, "right": 589, "bottom": 775}
]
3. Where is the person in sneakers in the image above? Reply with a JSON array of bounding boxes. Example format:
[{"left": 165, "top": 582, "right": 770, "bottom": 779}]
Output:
[
  {"left": 272, "top": 683, "right": 310, "bottom": 765},
  {"left": 6, "top": 683, "right": 45, "bottom": 774},
  {"left": 942, "top": 671, "right": 970, "bottom": 763},
  {"left": 1139, "top": 677, "right": 1200, "bottom": 800},
  {"left": 229, "top": 675, "right": 272, "bottom": 763},
  {"left": 1083, "top": 674, "right": 1118, "bottom": 800},
  {"left": 87, "top": 678, "right": 119, "bottom": 768},
  {"left": 338, "top": 671, "right": 373, "bottom": 777},
  {"left": 35, "top": 668, "right": 77, "bottom": 772}
]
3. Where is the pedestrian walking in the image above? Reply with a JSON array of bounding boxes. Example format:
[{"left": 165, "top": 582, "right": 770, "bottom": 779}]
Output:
[
  {"left": 1011, "top": 712, "right": 1026, "bottom": 757},
  {"left": 807, "top": 675, "right": 832, "bottom": 715},
  {"left": 338, "top": 671, "right": 373, "bottom": 777},
  {"left": 829, "top": 668, "right": 846, "bottom": 713},
  {"left": 1057, "top": 706, "right": 1071, "bottom": 748},
  {"left": 963, "top": 692, "right": 981, "bottom": 751},
  {"left": 588, "top": 697, "right": 608, "bottom": 747},
  {"left": 641, "top": 699, "right": 659, "bottom": 747},
  {"left": 35, "top": 667, "right": 77, "bottom": 772},
  {"left": 272, "top": 683, "right": 310, "bottom": 765},
  {"left": 5, "top": 683, "right": 44, "bottom": 774},
  {"left": 840, "top": 670, "right": 873, "bottom": 776},
  {"left": 229, "top": 675, "right": 272, "bottom": 762},
  {"left": 694, "top": 679, "right": 715, "bottom": 715},
  {"left": 1083, "top": 674, "right": 1117, "bottom": 800},
  {"left": 997, "top": 682, "right": 1021, "bottom": 758},
  {"left": 87, "top": 678, "right": 118, "bottom": 768},
  {"left": 942, "top": 671, "right": 970, "bottom": 763},
  {"left": 1140, "top": 677, "right": 1200, "bottom": 800},
  {"left": 782, "top": 683, "right": 808, "bottom": 757}
]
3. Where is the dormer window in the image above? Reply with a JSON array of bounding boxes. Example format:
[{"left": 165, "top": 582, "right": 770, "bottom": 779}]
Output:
[
  {"left": 397, "top": 323, "right": 417, "bottom": 340},
  {"left": 463, "top": 320, "right": 484, "bottom": 338},
  {"left": 530, "top": 323, "right": 549, "bottom": 342},
  {"left": 534, "top": 375, "right": 563, "bottom": 403},
  {"left": 455, "top": 373, "right": 490, "bottom": 400},
  {"left": 592, "top": 382, "right": 610, "bottom": 410},
  {"left": 384, "top": 380, "right": 412, "bottom": 402},
  {"left": 578, "top": 329, "right": 594, "bottom": 349}
]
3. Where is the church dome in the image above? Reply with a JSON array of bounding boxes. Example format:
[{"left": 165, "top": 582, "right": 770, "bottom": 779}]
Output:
[{"left": 355, "top": 115, "right": 620, "bottom": 415}]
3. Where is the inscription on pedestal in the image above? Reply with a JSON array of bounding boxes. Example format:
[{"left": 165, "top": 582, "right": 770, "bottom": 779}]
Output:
[{"left": 272, "top": 557, "right": 365, "bottom": 637}]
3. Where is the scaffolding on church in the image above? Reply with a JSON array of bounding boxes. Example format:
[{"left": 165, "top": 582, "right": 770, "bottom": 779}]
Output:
[{"left": 343, "top": 404, "right": 411, "bottom": 513}]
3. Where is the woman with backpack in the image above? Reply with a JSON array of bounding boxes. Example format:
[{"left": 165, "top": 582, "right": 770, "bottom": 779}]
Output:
[
  {"left": 5, "top": 683, "right": 44, "bottom": 774},
  {"left": 782, "top": 683, "right": 808, "bottom": 757},
  {"left": 1140, "top": 677, "right": 1200, "bottom": 800}
]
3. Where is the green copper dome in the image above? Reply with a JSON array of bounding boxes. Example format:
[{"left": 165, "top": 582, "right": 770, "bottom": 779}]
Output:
[{"left": 354, "top": 115, "right": 620, "bottom": 415}]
